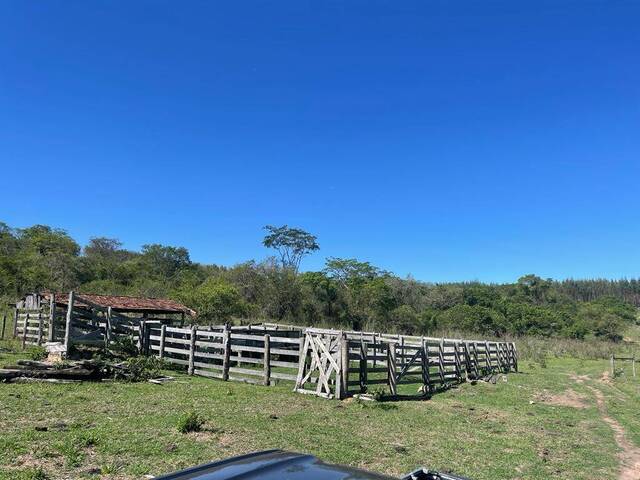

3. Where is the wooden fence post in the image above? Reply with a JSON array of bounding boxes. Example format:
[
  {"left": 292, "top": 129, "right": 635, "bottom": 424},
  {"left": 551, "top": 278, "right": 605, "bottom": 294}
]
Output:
[
  {"left": 438, "top": 338, "right": 445, "bottom": 384},
  {"left": 222, "top": 325, "right": 231, "bottom": 381},
  {"left": 372, "top": 333, "right": 377, "bottom": 368},
  {"left": 104, "top": 307, "right": 112, "bottom": 348},
  {"left": 484, "top": 341, "right": 491, "bottom": 372},
  {"left": 12, "top": 308, "right": 18, "bottom": 338},
  {"left": 496, "top": 343, "right": 503, "bottom": 372},
  {"left": 453, "top": 342, "right": 462, "bottom": 381},
  {"left": 48, "top": 293, "right": 56, "bottom": 342},
  {"left": 188, "top": 325, "right": 196, "bottom": 375},
  {"left": 421, "top": 337, "right": 431, "bottom": 394},
  {"left": 610, "top": 355, "right": 615, "bottom": 376},
  {"left": 472, "top": 342, "right": 479, "bottom": 377},
  {"left": 22, "top": 313, "right": 29, "bottom": 349},
  {"left": 263, "top": 334, "right": 271, "bottom": 386},
  {"left": 159, "top": 324, "right": 166, "bottom": 360},
  {"left": 359, "top": 335, "right": 367, "bottom": 393},
  {"left": 632, "top": 355, "right": 636, "bottom": 378},
  {"left": 294, "top": 334, "right": 306, "bottom": 391},
  {"left": 512, "top": 342, "right": 518, "bottom": 372},
  {"left": 0, "top": 314, "right": 6, "bottom": 340},
  {"left": 335, "top": 332, "right": 348, "bottom": 400},
  {"left": 387, "top": 341, "right": 397, "bottom": 397},
  {"left": 145, "top": 323, "right": 151, "bottom": 355},
  {"left": 36, "top": 313, "right": 43, "bottom": 346},
  {"left": 463, "top": 341, "right": 472, "bottom": 380},
  {"left": 138, "top": 320, "right": 146, "bottom": 353},
  {"left": 63, "top": 291, "right": 75, "bottom": 353}
]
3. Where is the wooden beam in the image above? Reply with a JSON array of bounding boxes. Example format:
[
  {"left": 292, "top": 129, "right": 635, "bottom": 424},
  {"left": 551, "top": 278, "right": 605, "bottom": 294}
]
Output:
[
  {"left": 421, "top": 337, "right": 431, "bottom": 394},
  {"left": 387, "top": 342, "right": 397, "bottom": 397},
  {"left": 64, "top": 291, "right": 75, "bottom": 353},
  {"left": 159, "top": 324, "right": 166, "bottom": 360},
  {"left": 48, "top": 293, "right": 56, "bottom": 342},
  {"left": 12, "top": 308, "right": 18, "bottom": 338},
  {"left": 339, "top": 332, "right": 349, "bottom": 399},
  {"left": 359, "top": 334, "right": 367, "bottom": 393},
  {"left": 263, "top": 334, "right": 271, "bottom": 386},
  {"left": 22, "top": 313, "right": 29, "bottom": 349},
  {"left": 188, "top": 325, "right": 197, "bottom": 375},
  {"left": 222, "top": 325, "right": 231, "bottom": 381},
  {"left": 36, "top": 313, "right": 43, "bottom": 346}
]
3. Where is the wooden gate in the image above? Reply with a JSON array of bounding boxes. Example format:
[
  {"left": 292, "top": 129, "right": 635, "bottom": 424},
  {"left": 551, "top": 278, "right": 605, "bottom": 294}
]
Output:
[{"left": 294, "top": 329, "right": 347, "bottom": 399}]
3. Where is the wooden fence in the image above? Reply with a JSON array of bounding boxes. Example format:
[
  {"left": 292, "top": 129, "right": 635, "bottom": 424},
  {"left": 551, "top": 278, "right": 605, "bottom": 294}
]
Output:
[
  {"left": 135, "top": 323, "right": 517, "bottom": 400},
  {"left": 10, "top": 299, "right": 517, "bottom": 400},
  {"left": 610, "top": 354, "right": 637, "bottom": 378},
  {"left": 142, "top": 324, "right": 303, "bottom": 386},
  {"left": 294, "top": 327, "right": 517, "bottom": 399}
]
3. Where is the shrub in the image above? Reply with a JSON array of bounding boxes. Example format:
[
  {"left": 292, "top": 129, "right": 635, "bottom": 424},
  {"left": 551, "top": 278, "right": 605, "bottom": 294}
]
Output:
[
  {"left": 369, "top": 386, "right": 387, "bottom": 401},
  {"left": 27, "top": 346, "right": 48, "bottom": 361},
  {"left": 177, "top": 411, "right": 205, "bottom": 434},
  {"left": 114, "top": 356, "right": 164, "bottom": 382},
  {"left": 108, "top": 335, "right": 139, "bottom": 358}
]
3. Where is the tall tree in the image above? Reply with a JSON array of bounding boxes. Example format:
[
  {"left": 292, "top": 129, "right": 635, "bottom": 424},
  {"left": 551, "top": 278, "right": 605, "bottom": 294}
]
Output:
[{"left": 262, "top": 225, "right": 319, "bottom": 272}]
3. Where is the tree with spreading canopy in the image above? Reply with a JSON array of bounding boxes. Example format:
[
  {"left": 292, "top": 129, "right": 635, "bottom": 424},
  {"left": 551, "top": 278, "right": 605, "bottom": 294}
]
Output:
[{"left": 262, "top": 225, "right": 319, "bottom": 272}]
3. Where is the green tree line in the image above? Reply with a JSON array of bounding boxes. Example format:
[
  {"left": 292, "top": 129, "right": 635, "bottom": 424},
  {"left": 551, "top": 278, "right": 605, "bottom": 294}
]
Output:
[{"left": 1, "top": 222, "right": 637, "bottom": 341}]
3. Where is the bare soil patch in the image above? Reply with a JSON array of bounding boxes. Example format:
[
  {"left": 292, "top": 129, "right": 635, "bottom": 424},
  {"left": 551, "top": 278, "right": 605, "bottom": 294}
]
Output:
[
  {"left": 568, "top": 373, "right": 591, "bottom": 384},
  {"left": 535, "top": 388, "right": 588, "bottom": 409},
  {"left": 587, "top": 385, "right": 640, "bottom": 480}
]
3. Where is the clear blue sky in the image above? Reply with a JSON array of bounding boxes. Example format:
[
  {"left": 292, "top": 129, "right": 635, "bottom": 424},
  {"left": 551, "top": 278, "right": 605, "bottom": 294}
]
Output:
[{"left": 1, "top": 1, "right": 639, "bottom": 283}]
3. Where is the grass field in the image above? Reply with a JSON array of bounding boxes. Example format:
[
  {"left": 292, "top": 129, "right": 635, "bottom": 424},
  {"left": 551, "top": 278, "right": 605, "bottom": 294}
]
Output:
[{"left": 1, "top": 338, "right": 639, "bottom": 480}]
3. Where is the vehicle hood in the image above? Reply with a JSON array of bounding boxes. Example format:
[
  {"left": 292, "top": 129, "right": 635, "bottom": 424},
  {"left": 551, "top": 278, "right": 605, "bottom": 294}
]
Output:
[{"left": 155, "top": 449, "right": 396, "bottom": 480}]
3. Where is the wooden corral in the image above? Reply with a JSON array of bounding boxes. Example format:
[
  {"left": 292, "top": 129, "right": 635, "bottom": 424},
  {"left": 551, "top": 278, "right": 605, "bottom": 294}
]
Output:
[
  {"left": 9, "top": 292, "right": 517, "bottom": 400},
  {"left": 141, "top": 322, "right": 516, "bottom": 400}
]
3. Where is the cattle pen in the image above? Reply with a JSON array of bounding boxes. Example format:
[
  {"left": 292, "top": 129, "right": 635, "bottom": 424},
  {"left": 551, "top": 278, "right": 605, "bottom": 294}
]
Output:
[{"left": 11, "top": 291, "right": 517, "bottom": 400}]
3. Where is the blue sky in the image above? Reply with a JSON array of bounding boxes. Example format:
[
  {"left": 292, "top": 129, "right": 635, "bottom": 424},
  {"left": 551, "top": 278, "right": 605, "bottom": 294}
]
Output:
[{"left": 1, "top": 1, "right": 639, "bottom": 282}]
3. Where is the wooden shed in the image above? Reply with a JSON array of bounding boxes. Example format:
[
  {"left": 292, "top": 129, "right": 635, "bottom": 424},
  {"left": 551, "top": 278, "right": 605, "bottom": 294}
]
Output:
[{"left": 13, "top": 291, "right": 195, "bottom": 352}]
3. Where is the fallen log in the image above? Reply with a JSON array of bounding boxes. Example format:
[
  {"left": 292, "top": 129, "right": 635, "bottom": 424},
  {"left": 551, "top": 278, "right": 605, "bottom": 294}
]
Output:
[
  {"left": 8, "top": 377, "right": 82, "bottom": 384},
  {"left": 0, "top": 361, "right": 103, "bottom": 381}
]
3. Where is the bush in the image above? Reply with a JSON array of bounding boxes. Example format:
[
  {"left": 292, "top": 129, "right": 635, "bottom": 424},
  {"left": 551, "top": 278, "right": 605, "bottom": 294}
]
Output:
[
  {"left": 27, "top": 346, "right": 48, "bottom": 361},
  {"left": 177, "top": 411, "right": 205, "bottom": 434},
  {"left": 369, "top": 386, "right": 387, "bottom": 401},
  {"left": 108, "top": 336, "right": 139, "bottom": 358},
  {"left": 114, "top": 356, "right": 164, "bottom": 382}
]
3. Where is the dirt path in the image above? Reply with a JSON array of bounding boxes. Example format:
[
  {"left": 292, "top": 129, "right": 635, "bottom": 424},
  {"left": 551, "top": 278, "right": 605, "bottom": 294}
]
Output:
[{"left": 585, "top": 383, "right": 640, "bottom": 480}]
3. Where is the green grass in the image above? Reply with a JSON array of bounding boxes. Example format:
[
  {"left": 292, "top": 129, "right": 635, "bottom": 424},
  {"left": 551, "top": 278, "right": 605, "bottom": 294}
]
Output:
[{"left": 1, "top": 338, "right": 639, "bottom": 480}]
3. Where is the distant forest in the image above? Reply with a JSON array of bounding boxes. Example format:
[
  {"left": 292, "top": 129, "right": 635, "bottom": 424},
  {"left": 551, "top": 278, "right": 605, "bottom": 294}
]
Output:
[{"left": 1, "top": 222, "right": 638, "bottom": 342}]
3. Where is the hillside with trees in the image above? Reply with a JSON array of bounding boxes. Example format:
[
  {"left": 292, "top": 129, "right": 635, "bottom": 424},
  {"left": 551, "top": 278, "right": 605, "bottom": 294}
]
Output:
[{"left": 1, "top": 221, "right": 638, "bottom": 341}]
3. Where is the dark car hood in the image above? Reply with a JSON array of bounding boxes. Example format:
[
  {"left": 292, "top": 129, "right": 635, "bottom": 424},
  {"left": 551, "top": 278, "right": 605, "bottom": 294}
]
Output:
[{"left": 155, "top": 450, "right": 396, "bottom": 480}]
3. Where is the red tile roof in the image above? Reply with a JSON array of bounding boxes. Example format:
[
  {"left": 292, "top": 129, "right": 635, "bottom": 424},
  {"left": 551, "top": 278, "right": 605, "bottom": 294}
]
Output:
[{"left": 44, "top": 292, "right": 195, "bottom": 316}]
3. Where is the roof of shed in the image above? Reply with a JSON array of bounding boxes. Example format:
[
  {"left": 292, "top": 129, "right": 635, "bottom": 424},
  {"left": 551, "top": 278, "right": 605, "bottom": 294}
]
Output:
[{"left": 43, "top": 292, "right": 195, "bottom": 316}]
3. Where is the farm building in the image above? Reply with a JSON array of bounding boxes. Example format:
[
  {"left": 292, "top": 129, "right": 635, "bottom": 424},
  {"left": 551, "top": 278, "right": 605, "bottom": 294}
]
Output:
[{"left": 12, "top": 291, "right": 195, "bottom": 352}]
